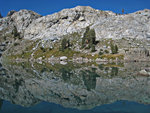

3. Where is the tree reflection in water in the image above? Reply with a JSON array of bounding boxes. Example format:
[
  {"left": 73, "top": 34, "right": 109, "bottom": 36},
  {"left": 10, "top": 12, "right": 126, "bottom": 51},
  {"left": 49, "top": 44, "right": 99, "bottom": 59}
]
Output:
[{"left": 0, "top": 99, "right": 3, "bottom": 111}]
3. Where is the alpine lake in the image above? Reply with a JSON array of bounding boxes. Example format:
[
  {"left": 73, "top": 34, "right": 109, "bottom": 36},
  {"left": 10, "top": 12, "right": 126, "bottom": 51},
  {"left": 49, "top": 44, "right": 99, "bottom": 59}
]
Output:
[{"left": 0, "top": 61, "right": 150, "bottom": 113}]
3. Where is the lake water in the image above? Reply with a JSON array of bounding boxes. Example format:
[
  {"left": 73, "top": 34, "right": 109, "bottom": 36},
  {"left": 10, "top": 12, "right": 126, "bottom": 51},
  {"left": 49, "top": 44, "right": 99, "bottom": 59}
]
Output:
[{"left": 0, "top": 61, "right": 150, "bottom": 113}]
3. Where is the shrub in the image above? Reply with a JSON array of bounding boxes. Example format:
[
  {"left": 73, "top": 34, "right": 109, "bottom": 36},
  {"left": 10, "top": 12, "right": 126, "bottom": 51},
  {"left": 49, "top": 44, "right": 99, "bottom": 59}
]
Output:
[
  {"left": 3, "top": 36, "right": 6, "bottom": 40},
  {"left": 99, "top": 51, "right": 103, "bottom": 56},
  {"left": 14, "top": 42, "right": 20, "bottom": 46},
  {"left": 61, "top": 38, "right": 70, "bottom": 51},
  {"left": 91, "top": 45, "right": 96, "bottom": 52},
  {"left": 100, "top": 49, "right": 103, "bottom": 51},
  {"left": 40, "top": 47, "right": 46, "bottom": 52},
  {"left": 104, "top": 50, "right": 109, "bottom": 54}
]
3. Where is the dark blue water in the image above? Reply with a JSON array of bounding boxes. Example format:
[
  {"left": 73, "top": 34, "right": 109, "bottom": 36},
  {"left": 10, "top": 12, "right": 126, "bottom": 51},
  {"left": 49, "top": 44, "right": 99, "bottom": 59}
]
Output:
[{"left": 1, "top": 100, "right": 150, "bottom": 113}]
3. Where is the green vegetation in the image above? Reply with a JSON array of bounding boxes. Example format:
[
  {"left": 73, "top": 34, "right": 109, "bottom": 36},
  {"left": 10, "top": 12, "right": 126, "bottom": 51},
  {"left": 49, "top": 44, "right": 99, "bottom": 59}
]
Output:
[
  {"left": 14, "top": 42, "right": 20, "bottom": 46},
  {"left": 62, "top": 32, "right": 81, "bottom": 47},
  {"left": 91, "top": 45, "right": 96, "bottom": 52},
  {"left": 82, "top": 26, "right": 96, "bottom": 51},
  {"left": 111, "top": 67, "right": 119, "bottom": 76},
  {"left": 102, "top": 63, "right": 124, "bottom": 68},
  {"left": 34, "top": 48, "right": 78, "bottom": 59},
  {"left": 99, "top": 51, "right": 103, "bottom": 56},
  {"left": 100, "top": 54, "right": 124, "bottom": 60},
  {"left": 104, "top": 50, "right": 109, "bottom": 54},
  {"left": 60, "top": 38, "right": 70, "bottom": 51},
  {"left": 12, "top": 26, "right": 21, "bottom": 39},
  {"left": 98, "top": 49, "right": 109, "bottom": 56},
  {"left": 111, "top": 43, "right": 118, "bottom": 54},
  {"left": 82, "top": 69, "right": 99, "bottom": 91},
  {"left": 40, "top": 47, "right": 46, "bottom": 52}
]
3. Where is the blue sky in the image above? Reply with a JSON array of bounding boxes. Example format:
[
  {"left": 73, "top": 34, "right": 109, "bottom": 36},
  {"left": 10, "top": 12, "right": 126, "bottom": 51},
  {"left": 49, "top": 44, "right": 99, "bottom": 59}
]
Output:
[{"left": 1, "top": 0, "right": 150, "bottom": 16}]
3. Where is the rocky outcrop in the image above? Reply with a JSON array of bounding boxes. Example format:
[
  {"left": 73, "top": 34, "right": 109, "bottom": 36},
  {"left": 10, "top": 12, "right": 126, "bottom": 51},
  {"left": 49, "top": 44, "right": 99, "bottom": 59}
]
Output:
[
  {"left": 0, "top": 6, "right": 150, "bottom": 41},
  {"left": 0, "top": 9, "right": 41, "bottom": 34},
  {"left": 23, "top": 6, "right": 111, "bottom": 40},
  {"left": 23, "top": 7, "right": 150, "bottom": 40},
  {"left": 7, "top": 10, "right": 17, "bottom": 17}
]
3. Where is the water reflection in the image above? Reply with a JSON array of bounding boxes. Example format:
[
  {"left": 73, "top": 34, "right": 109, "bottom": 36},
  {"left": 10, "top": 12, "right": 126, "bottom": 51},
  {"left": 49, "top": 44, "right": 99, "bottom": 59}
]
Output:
[
  {"left": 82, "top": 68, "right": 99, "bottom": 91},
  {"left": 0, "top": 99, "right": 3, "bottom": 111},
  {"left": 0, "top": 62, "right": 150, "bottom": 112}
]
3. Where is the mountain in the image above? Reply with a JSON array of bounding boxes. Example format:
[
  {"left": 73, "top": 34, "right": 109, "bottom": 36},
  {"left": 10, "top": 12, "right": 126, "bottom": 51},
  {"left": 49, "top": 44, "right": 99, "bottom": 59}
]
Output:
[{"left": 0, "top": 6, "right": 150, "bottom": 62}]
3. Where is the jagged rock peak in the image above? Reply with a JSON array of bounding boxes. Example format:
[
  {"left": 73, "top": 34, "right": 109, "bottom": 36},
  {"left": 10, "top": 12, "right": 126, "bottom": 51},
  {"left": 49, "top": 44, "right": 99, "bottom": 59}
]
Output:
[
  {"left": 7, "top": 10, "right": 16, "bottom": 16},
  {"left": 10, "top": 9, "right": 42, "bottom": 17},
  {"left": 63, "top": 6, "right": 97, "bottom": 12},
  {"left": 51, "top": 6, "right": 114, "bottom": 17}
]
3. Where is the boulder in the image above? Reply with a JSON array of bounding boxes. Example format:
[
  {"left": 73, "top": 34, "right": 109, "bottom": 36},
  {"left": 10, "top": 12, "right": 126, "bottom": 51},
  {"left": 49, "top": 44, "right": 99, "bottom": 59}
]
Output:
[
  {"left": 139, "top": 69, "right": 150, "bottom": 76},
  {"left": 60, "top": 56, "right": 67, "bottom": 61}
]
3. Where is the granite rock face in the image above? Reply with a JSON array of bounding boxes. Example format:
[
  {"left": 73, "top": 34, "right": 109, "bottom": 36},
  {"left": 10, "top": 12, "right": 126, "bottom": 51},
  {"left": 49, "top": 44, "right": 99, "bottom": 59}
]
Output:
[
  {"left": 0, "top": 6, "right": 150, "bottom": 40},
  {"left": 0, "top": 9, "right": 41, "bottom": 34}
]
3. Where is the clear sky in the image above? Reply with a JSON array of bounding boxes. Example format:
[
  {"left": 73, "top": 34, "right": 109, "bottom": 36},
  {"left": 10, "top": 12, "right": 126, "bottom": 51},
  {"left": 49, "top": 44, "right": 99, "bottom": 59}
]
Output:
[{"left": 1, "top": 0, "right": 150, "bottom": 17}]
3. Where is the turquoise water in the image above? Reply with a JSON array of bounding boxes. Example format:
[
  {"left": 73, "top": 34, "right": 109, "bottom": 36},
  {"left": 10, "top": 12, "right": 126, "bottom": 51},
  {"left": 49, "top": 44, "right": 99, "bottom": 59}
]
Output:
[{"left": 0, "top": 62, "right": 150, "bottom": 113}]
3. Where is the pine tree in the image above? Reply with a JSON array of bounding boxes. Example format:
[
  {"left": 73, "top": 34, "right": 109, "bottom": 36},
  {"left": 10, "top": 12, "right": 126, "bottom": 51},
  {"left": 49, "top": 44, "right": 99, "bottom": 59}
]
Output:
[
  {"left": 61, "top": 38, "right": 70, "bottom": 51},
  {"left": 82, "top": 26, "right": 90, "bottom": 48},
  {"left": 13, "top": 26, "right": 18, "bottom": 37},
  {"left": 82, "top": 26, "right": 96, "bottom": 50},
  {"left": 111, "top": 44, "right": 118, "bottom": 54},
  {"left": 111, "top": 43, "right": 115, "bottom": 54},
  {"left": 115, "top": 45, "right": 118, "bottom": 54},
  {"left": 61, "top": 38, "right": 67, "bottom": 51},
  {"left": 91, "top": 45, "right": 96, "bottom": 52}
]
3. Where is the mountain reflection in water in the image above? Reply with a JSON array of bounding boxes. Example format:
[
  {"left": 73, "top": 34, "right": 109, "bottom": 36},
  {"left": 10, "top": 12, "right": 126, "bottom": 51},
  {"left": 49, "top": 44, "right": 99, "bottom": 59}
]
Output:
[{"left": 0, "top": 62, "right": 150, "bottom": 113}]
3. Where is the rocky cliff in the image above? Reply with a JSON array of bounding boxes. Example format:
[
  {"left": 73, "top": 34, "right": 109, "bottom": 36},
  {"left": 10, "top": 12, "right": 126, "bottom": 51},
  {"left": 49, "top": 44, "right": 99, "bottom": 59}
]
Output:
[
  {"left": 1, "top": 6, "right": 150, "bottom": 40},
  {"left": 0, "top": 6, "right": 150, "bottom": 61}
]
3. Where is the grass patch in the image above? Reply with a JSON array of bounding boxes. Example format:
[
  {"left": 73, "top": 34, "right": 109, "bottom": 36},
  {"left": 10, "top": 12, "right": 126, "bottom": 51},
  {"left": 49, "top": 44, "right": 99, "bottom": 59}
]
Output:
[
  {"left": 100, "top": 54, "right": 124, "bottom": 60},
  {"left": 5, "top": 51, "right": 32, "bottom": 60},
  {"left": 34, "top": 48, "right": 81, "bottom": 59}
]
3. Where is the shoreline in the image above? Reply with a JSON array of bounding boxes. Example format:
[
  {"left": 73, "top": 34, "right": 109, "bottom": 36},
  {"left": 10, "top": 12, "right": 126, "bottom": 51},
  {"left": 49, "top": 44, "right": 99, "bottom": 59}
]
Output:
[{"left": 2, "top": 57, "right": 150, "bottom": 64}]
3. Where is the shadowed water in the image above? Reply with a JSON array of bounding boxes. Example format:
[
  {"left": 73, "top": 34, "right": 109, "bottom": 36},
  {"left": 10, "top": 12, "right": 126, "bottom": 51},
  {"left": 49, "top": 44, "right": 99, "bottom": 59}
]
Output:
[{"left": 0, "top": 61, "right": 150, "bottom": 113}]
